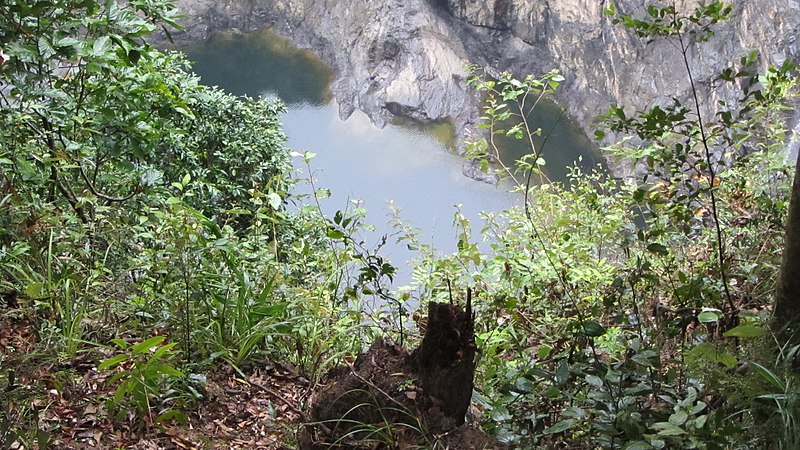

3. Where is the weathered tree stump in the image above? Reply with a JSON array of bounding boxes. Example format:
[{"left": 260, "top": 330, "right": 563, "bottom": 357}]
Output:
[
  {"left": 414, "top": 300, "right": 476, "bottom": 426},
  {"left": 300, "top": 297, "right": 503, "bottom": 449}
]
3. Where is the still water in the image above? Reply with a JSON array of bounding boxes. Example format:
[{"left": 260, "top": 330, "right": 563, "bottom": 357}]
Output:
[{"left": 183, "top": 30, "right": 598, "bottom": 282}]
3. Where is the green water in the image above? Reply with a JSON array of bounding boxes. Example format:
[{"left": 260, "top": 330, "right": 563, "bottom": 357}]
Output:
[
  {"left": 496, "top": 98, "right": 601, "bottom": 182},
  {"left": 185, "top": 30, "right": 333, "bottom": 105}
]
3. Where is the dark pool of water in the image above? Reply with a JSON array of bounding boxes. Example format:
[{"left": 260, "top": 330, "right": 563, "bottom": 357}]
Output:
[
  {"left": 496, "top": 98, "right": 601, "bottom": 183},
  {"left": 185, "top": 31, "right": 333, "bottom": 105}
]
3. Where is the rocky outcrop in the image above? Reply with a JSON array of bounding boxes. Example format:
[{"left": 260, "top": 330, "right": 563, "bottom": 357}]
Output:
[
  {"left": 445, "top": 0, "right": 512, "bottom": 30},
  {"left": 462, "top": 158, "right": 500, "bottom": 184},
  {"left": 164, "top": 0, "right": 481, "bottom": 141},
  {"left": 164, "top": 0, "right": 800, "bottom": 162}
]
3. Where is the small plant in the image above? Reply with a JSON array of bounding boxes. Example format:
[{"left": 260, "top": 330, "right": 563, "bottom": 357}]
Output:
[
  {"left": 749, "top": 343, "right": 800, "bottom": 449},
  {"left": 97, "top": 336, "right": 185, "bottom": 425}
]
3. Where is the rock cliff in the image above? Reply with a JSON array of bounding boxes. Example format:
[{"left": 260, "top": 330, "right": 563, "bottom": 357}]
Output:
[
  {"left": 167, "top": 0, "right": 478, "bottom": 134},
  {"left": 165, "top": 0, "right": 800, "bottom": 160}
]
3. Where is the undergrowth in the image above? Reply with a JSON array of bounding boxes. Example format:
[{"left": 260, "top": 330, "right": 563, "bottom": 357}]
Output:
[{"left": 1, "top": 0, "right": 799, "bottom": 449}]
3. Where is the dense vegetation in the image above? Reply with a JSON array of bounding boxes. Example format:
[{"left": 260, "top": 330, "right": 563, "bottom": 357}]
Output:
[{"left": 1, "top": 0, "right": 799, "bottom": 449}]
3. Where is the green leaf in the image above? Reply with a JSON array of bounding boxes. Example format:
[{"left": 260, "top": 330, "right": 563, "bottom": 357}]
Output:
[
  {"left": 555, "top": 360, "right": 570, "bottom": 385},
  {"left": 689, "top": 401, "right": 707, "bottom": 415},
  {"left": 490, "top": 405, "right": 511, "bottom": 422},
  {"left": 513, "top": 376, "right": 536, "bottom": 394},
  {"left": 623, "top": 442, "right": 653, "bottom": 450},
  {"left": 157, "top": 409, "right": 188, "bottom": 425},
  {"left": 652, "top": 421, "right": 687, "bottom": 436},
  {"left": 751, "top": 362, "right": 785, "bottom": 391},
  {"left": 586, "top": 374, "right": 604, "bottom": 388},
  {"left": 536, "top": 345, "right": 552, "bottom": 359},
  {"left": 267, "top": 192, "right": 282, "bottom": 210},
  {"left": 174, "top": 106, "right": 195, "bottom": 119},
  {"left": 543, "top": 419, "right": 575, "bottom": 435},
  {"left": 149, "top": 342, "right": 178, "bottom": 362},
  {"left": 494, "top": 426, "right": 517, "bottom": 444},
  {"left": 697, "top": 310, "right": 720, "bottom": 323},
  {"left": 131, "top": 336, "right": 166, "bottom": 355},
  {"left": 24, "top": 282, "right": 45, "bottom": 300},
  {"left": 723, "top": 324, "right": 765, "bottom": 338},
  {"left": 326, "top": 229, "right": 345, "bottom": 240},
  {"left": 646, "top": 243, "right": 669, "bottom": 256},
  {"left": 148, "top": 363, "right": 184, "bottom": 378},
  {"left": 97, "top": 354, "right": 129, "bottom": 371},
  {"left": 580, "top": 320, "right": 607, "bottom": 337},
  {"left": 562, "top": 407, "right": 586, "bottom": 419},
  {"left": 110, "top": 338, "right": 129, "bottom": 349},
  {"left": 56, "top": 37, "right": 81, "bottom": 48},
  {"left": 92, "top": 36, "right": 111, "bottom": 55},
  {"left": 542, "top": 386, "right": 562, "bottom": 398},
  {"left": 669, "top": 410, "right": 688, "bottom": 426},
  {"left": 686, "top": 343, "right": 737, "bottom": 369},
  {"left": 36, "top": 429, "right": 51, "bottom": 450},
  {"left": 37, "top": 36, "right": 56, "bottom": 59}
]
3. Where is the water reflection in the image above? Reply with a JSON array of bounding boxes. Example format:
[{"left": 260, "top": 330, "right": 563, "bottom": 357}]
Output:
[
  {"left": 184, "top": 29, "right": 333, "bottom": 105},
  {"left": 282, "top": 104, "right": 515, "bottom": 264},
  {"left": 182, "top": 28, "right": 599, "bottom": 284},
  {"left": 495, "top": 99, "right": 601, "bottom": 183}
]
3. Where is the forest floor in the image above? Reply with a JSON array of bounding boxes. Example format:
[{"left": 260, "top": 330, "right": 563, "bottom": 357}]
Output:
[
  {"left": 1, "top": 307, "right": 309, "bottom": 449},
  {"left": 2, "top": 302, "right": 508, "bottom": 449}
]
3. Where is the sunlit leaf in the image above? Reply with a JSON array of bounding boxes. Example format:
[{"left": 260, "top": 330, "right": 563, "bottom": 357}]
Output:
[{"left": 723, "top": 324, "right": 765, "bottom": 338}]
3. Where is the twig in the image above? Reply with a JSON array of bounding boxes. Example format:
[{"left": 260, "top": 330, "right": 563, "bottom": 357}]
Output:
[
  {"left": 78, "top": 163, "right": 139, "bottom": 203},
  {"left": 246, "top": 377, "right": 304, "bottom": 416}
]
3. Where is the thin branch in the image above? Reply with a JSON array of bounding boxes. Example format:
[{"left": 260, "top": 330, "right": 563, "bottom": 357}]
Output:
[
  {"left": 39, "top": 116, "right": 89, "bottom": 224},
  {"left": 676, "top": 27, "right": 736, "bottom": 316},
  {"left": 50, "top": 165, "right": 88, "bottom": 224},
  {"left": 78, "top": 162, "right": 138, "bottom": 202},
  {"left": 246, "top": 377, "right": 305, "bottom": 416}
]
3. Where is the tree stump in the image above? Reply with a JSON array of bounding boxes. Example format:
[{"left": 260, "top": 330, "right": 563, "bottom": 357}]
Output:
[
  {"left": 300, "top": 297, "right": 497, "bottom": 449},
  {"left": 414, "top": 300, "right": 476, "bottom": 426}
]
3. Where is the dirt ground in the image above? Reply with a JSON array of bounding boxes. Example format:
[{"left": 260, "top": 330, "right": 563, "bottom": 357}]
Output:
[
  {"left": 1, "top": 302, "right": 505, "bottom": 449},
  {"left": 1, "top": 308, "right": 306, "bottom": 449},
  {"left": 300, "top": 302, "right": 508, "bottom": 450}
]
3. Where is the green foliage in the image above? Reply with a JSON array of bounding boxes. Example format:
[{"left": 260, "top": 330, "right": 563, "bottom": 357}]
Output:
[
  {"left": 465, "top": 67, "right": 565, "bottom": 185},
  {"left": 736, "top": 342, "right": 800, "bottom": 449},
  {"left": 2, "top": 0, "right": 798, "bottom": 447},
  {"left": 98, "top": 336, "right": 186, "bottom": 424},
  {"left": 401, "top": 2, "right": 799, "bottom": 448},
  {"left": 0, "top": 0, "right": 300, "bottom": 365},
  {"left": 0, "top": 2, "right": 377, "bottom": 439},
  {"left": 604, "top": 2, "right": 732, "bottom": 43},
  {"left": 0, "top": 386, "right": 53, "bottom": 450}
]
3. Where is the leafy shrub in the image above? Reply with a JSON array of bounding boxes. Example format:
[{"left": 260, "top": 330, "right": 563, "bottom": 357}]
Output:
[{"left": 98, "top": 336, "right": 186, "bottom": 424}]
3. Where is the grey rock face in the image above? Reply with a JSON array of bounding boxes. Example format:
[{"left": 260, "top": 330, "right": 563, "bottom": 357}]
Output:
[
  {"left": 165, "top": 0, "right": 800, "bottom": 168},
  {"left": 164, "top": 0, "right": 481, "bottom": 150},
  {"left": 445, "top": 0, "right": 512, "bottom": 30},
  {"left": 462, "top": 158, "right": 500, "bottom": 185}
]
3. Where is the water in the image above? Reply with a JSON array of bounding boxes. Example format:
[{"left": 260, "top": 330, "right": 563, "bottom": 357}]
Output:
[
  {"left": 496, "top": 99, "right": 601, "bottom": 183},
  {"left": 184, "top": 30, "right": 333, "bottom": 105},
  {"left": 182, "top": 29, "right": 598, "bottom": 283}
]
